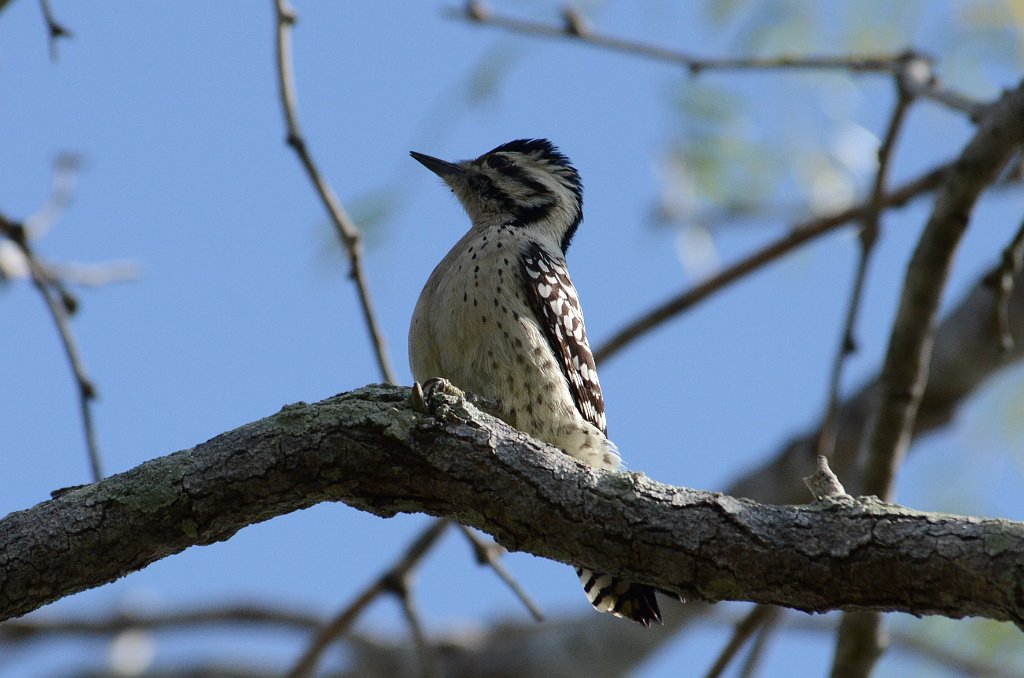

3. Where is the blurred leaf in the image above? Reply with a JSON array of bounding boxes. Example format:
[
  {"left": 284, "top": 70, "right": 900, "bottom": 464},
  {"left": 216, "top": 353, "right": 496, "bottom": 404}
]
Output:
[
  {"left": 316, "top": 187, "right": 399, "bottom": 276},
  {"left": 660, "top": 81, "right": 783, "bottom": 227},
  {"left": 843, "top": 1, "right": 924, "bottom": 53},
  {"left": 729, "top": 0, "right": 818, "bottom": 56},
  {"left": 704, "top": 0, "right": 749, "bottom": 26},
  {"left": 465, "top": 43, "right": 523, "bottom": 105},
  {"left": 347, "top": 188, "right": 398, "bottom": 245},
  {"left": 673, "top": 81, "right": 742, "bottom": 126}
]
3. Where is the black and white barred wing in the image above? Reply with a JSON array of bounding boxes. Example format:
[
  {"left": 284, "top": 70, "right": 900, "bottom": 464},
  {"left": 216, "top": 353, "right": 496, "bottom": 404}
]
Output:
[{"left": 519, "top": 242, "right": 607, "bottom": 435}]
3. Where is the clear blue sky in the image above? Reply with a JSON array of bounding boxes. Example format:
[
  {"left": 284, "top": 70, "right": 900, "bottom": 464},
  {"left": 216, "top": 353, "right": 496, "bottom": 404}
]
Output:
[{"left": 2, "top": 2, "right": 1022, "bottom": 676}]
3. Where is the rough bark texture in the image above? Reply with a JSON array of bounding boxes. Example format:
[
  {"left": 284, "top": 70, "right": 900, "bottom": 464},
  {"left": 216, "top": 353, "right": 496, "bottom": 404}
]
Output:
[{"left": 2, "top": 385, "right": 1024, "bottom": 627}]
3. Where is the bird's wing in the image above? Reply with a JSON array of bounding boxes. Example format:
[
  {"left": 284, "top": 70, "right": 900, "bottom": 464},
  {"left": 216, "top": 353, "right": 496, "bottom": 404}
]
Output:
[{"left": 519, "top": 242, "right": 607, "bottom": 435}]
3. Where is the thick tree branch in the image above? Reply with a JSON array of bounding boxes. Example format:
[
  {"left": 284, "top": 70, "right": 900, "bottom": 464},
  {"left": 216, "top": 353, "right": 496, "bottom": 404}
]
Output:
[
  {"left": 861, "top": 80, "right": 1024, "bottom": 500},
  {"left": 2, "top": 385, "right": 1023, "bottom": 628},
  {"left": 831, "top": 68, "right": 1024, "bottom": 678}
]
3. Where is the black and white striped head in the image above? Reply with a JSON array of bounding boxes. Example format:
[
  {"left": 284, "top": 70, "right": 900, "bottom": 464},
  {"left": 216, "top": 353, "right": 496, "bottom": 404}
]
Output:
[{"left": 411, "top": 139, "right": 584, "bottom": 253}]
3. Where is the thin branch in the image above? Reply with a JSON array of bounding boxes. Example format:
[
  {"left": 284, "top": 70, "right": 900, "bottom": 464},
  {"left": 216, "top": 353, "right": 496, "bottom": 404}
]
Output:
[
  {"left": 817, "top": 82, "right": 913, "bottom": 457},
  {"left": 0, "top": 212, "right": 103, "bottom": 481},
  {"left": 831, "top": 612, "right": 886, "bottom": 678},
  {"left": 737, "top": 613, "right": 780, "bottom": 678},
  {"left": 594, "top": 162, "right": 948, "bottom": 365},
  {"left": 451, "top": 2, "right": 986, "bottom": 119},
  {"left": 285, "top": 519, "right": 450, "bottom": 678},
  {"left": 703, "top": 605, "right": 779, "bottom": 678},
  {"left": 38, "top": 0, "right": 72, "bottom": 62},
  {"left": 9, "top": 604, "right": 1020, "bottom": 678},
  {"left": 272, "top": 0, "right": 397, "bottom": 384},
  {"left": 827, "top": 73, "right": 915, "bottom": 676},
  {"left": 784, "top": 613, "right": 1023, "bottom": 678},
  {"left": 458, "top": 525, "right": 544, "bottom": 622},
  {"left": 896, "top": 53, "right": 989, "bottom": 119},
  {"left": 389, "top": 574, "right": 437, "bottom": 678},
  {"left": 991, "top": 215, "right": 1024, "bottom": 354},
  {"left": 452, "top": 1, "right": 907, "bottom": 75},
  {"left": 1, "top": 604, "right": 323, "bottom": 641}
]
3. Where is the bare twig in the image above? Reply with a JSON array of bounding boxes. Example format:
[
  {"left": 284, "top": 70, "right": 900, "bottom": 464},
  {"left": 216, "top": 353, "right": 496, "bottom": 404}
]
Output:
[
  {"left": 895, "top": 53, "right": 989, "bottom": 120},
  {"left": 737, "top": 613, "right": 780, "bottom": 678},
  {"left": 1, "top": 604, "right": 323, "bottom": 641},
  {"left": 6, "top": 603, "right": 1022, "bottom": 678},
  {"left": 831, "top": 612, "right": 886, "bottom": 678},
  {"left": 0, "top": 212, "right": 103, "bottom": 481},
  {"left": 991, "top": 215, "right": 1024, "bottom": 353},
  {"left": 703, "top": 605, "right": 780, "bottom": 678},
  {"left": 452, "top": 2, "right": 985, "bottom": 120},
  {"left": 454, "top": 1, "right": 907, "bottom": 75},
  {"left": 594, "top": 162, "right": 948, "bottom": 365},
  {"left": 803, "top": 455, "right": 848, "bottom": 500},
  {"left": 458, "top": 525, "right": 544, "bottom": 622},
  {"left": 817, "top": 83, "right": 913, "bottom": 457},
  {"left": 38, "top": 0, "right": 72, "bottom": 62},
  {"left": 285, "top": 519, "right": 450, "bottom": 678},
  {"left": 272, "top": 0, "right": 397, "bottom": 384},
  {"left": 388, "top": 573, "right": 437, "bottom": 678}
]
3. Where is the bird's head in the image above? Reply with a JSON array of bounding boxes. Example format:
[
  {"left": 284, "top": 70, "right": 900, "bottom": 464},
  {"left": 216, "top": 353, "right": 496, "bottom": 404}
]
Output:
[{"left": 411, "top": 138, "right": 584, "bottom": 253}]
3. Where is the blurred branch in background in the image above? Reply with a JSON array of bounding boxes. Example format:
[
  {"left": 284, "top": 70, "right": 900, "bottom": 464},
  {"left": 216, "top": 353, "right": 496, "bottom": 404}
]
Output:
[
  {"left": 992, "top": 215, "right": 1024, "bottom": 354},
  {"left": 285, "top": 519, "right": 450, "bottom": 678},
  {"left": 702, "top": 604, "right": 780, "bottom": 678},
  {"left": 451, "top": 1, "right": 904, "bottom": 75},
  {"left": 594, "top": 160, "right": 947, "bottom": 364},
  {"left": 10, "top": 602, "right": 1020, "bottom": 678},
  {"left": 449, "top": 1, "right": 985, "bottom": 118}
]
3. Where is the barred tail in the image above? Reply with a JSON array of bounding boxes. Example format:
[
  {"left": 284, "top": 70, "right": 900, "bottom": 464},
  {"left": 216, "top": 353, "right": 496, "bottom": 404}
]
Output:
[{"left": 576, "top": 567, "right": 663, "bottom": 627}]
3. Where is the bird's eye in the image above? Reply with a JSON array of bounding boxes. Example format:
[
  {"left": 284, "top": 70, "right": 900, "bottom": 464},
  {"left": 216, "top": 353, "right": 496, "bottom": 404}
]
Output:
[{"left": 486, "top": 154, "right": 512, "bottom": 169}]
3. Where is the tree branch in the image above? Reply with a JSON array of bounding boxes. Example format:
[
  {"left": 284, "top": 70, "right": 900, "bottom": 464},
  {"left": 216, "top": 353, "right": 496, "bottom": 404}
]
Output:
[
  {"left": 2, "top": 385, "right": 1023, "bottom": 628},
  {"left": 861, "top": 79, "right": 1024, "bottom": 500},
  {"left": 452, "top": 1, "right": 909, "bottom": 75},
  {"left": 829, "top": 68, "right": 1024, "bottom": 678},
  {"left": 0, "top": 211, "right": 103, "bottom": 481},
  {"left": 272, "top": 0, "right": 397, "bottom": 384},
  {"left": 451, "top": 2, "right": 985, "bottom": 118},
  {"left": 593, "top": 162, "right": 947, "bottom": 365}
]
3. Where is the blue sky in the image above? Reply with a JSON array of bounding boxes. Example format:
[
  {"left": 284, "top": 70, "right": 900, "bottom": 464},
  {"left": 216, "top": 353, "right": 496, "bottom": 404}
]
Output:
[{"left": 2, "top": 2, "right": 1023, "bottom": 676}]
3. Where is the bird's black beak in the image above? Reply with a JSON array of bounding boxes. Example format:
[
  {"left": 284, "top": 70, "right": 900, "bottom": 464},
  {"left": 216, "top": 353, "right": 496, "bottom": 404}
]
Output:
[{"left": 410, "top": 151, "right": 464, "bottom": 178}]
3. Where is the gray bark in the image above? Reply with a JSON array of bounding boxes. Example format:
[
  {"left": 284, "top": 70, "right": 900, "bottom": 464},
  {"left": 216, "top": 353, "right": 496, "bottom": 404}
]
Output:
[{"left": 2, "top": 385, "right": 1023, "bottom": 628}]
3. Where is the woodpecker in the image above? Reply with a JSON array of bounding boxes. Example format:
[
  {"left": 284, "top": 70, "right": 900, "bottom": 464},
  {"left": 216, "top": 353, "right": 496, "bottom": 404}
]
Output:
[{"left": 408, "top": 139, "right": 664, "bottom": 626}]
